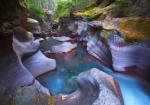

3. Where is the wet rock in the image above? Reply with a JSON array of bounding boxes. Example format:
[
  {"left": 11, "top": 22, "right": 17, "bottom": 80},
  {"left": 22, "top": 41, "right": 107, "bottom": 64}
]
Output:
[
  {"left": 52, "top": 36, "right": 71, "bottom": 42},
  {"left": 0, "top": 31, "right": 50, "bottom": 95},
  {"left": 23, "top": 50, "right": 56, "bottom": 77},
  {"left": 0, "top": 86, "right": 55, "bottom": 105},
  {"left": 107, "top": 31, "right": 150, "bottom": 71},
  {"left": 51, "top": 42, "right": 77, "bottom": 53},
  {"left": 13, "top": 27, "right": 56, "bottom": 77},
  {"left": 87, "top": 35, "right": 112, "bottom": 68},
  {"left": 88, "top": 68, "right": 123, "bottom": 105},
  {"left": 56, "top": 68, "right": 123, "bottom": 105},
  {"left": 0, "top": 33, "right": 34, "bottom": 87}
]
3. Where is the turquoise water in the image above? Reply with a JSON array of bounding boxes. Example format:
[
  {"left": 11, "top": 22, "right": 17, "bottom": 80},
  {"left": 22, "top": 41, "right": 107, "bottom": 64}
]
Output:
[{"left": 38, "top": 40, "right": 150, "bottom": 105}]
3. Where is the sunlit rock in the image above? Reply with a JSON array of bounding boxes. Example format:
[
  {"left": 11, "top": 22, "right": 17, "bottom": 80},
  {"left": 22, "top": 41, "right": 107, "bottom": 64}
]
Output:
[
  {"left": 51, "top": 42, "right": 77, "bottom": 53},
  {"left": 23, "top": 50, "right": 56, "bottom": 77},
  {"left": 0, "top": 86, "right": 54, "bottom": 105},
  {"left": 52, "top": 36, "right": 71, "bottom": 42},
  {"left": 56, "top": 68, "right": 123, "bottom": 105}
]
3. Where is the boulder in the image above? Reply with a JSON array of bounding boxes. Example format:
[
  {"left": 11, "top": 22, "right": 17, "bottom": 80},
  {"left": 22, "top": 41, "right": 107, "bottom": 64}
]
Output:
[
  {"left": 88, "top": 68, "right": 123, "bottom": 105},
  {"left": 13, "top": 27, "right": 34, "bottom": 42},
  {"left": 59, "top": 17, "right": 77, "bottom": 36},
  {"left": 23, "top": 50, "right": 56, "bottom": 77},
  {"left": 25, "top": 18, "right": 41, "bottom": 35},
  {"left": 0, "top": 86, "right": 55, "bottom": 105},
  {"left": 13, "top": 27, "right": 40, "bottom": 57},
  {"left": 51, "top": 42, "right": 77, "bottom": 53},
  {"left": 56, "top": 68, "right": 123, "bottom": 105}
]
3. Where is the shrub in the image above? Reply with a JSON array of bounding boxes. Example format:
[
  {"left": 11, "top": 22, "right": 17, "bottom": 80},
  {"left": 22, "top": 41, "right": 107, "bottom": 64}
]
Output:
[
  {"left": 53, "top": 0, "right": 99, "bottom": 23},
  {"left": 25, "top": 0, "right": 45, "bottom": 22},
  {"left": 53, "top": 0, "right": 74, "bottom": 23}
]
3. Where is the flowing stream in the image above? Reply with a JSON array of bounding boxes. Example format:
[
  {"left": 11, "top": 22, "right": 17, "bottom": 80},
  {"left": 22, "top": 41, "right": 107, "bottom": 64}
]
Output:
[{"left": 38, "top": 38, "right": 150, "bottom": 105}]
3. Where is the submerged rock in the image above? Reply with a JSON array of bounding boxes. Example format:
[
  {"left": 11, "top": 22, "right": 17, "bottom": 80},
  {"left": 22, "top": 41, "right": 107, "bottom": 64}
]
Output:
[
  {"left": 23, "top": 50, "right": 56, "bottom": 77},
  {"left": 56, "top": 68, "right": 123, "bottom": 105},
  {"left": 0, "top": 86, "right": 55, "bottom": 105},
  {"left": 51, "top": 42, "right": 77, "bottom": 53}
]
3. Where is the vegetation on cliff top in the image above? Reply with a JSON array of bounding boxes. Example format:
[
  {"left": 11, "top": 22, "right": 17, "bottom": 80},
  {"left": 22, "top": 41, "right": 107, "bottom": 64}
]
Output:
[
  {"left": 53, "top": 0, "right": 100, "bottom": 23},
  {"left": 25, "top": 0, "right": 46, "bottom": 22}
]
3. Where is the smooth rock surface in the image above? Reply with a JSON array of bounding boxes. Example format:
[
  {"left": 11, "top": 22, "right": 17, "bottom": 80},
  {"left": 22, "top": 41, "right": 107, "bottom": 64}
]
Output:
[
  {"left": 106, "top": 31, "right": 150, "bottom": 71},
  {"left": 51, "top": 42, "right": 77, "bottom": 53},
  {"left": 56, "top": 68, "right": 123, "bottom": 105},
  {"left": 87, "top": 35, "right": 112, "bottom": 68},
  {"left": 23, "top": 50, "right": 56, "bottom": 77},
  {"left": 0, "top": 33, "right": 49, "bottom": 95},
  {"left": 52, "top": 36, "right": 71, "bottom": 42},
  {"left": 13, "top": 37, "right": 40, "bottom": 57}
]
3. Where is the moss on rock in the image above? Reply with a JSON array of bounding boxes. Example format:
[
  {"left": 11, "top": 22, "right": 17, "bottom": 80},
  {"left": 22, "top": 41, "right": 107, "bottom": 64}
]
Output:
[
  {"left": 74, "top": 3, "right": 118, "bottom": 20},
  {"left": 103, "top": 17, "right": 150, "bottom": 43}
]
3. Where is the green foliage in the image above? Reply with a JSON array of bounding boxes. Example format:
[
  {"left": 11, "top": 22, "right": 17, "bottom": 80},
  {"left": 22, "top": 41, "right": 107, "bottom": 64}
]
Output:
[
  {"left": 124, "top": 35, "right": 142, "bottom": 43},
  {"left": 115, "top": 0, "right": 126, "bottom": 4},
  {"left": 75, "top": 3, "right": 117, "bottom": 20},
  {"left": 53, "top": 0, "right": 74, "bottom": 23},
  {"left": 25, "top": 0, "right": 45, "bottom": 22},
  {"left": 53, "top": 0, "right": 99, "bottom": 23}
]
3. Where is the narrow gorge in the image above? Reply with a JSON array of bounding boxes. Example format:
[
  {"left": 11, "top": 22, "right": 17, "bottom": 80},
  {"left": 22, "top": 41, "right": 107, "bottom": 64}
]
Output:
[{"left": 0, "top": 0, "right": 150, "bottom": 105}]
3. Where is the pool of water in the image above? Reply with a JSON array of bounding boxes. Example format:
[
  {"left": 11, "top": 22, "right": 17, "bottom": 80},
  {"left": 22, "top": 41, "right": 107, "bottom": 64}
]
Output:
[{"left": 38, "top": 39, "right": 150, "bottom": 105}]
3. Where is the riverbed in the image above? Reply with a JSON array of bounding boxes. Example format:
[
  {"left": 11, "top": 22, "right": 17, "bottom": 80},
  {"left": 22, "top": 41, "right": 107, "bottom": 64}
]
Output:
[{"left": 38, "top": 38, "right": 150, "bottom": 105}]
